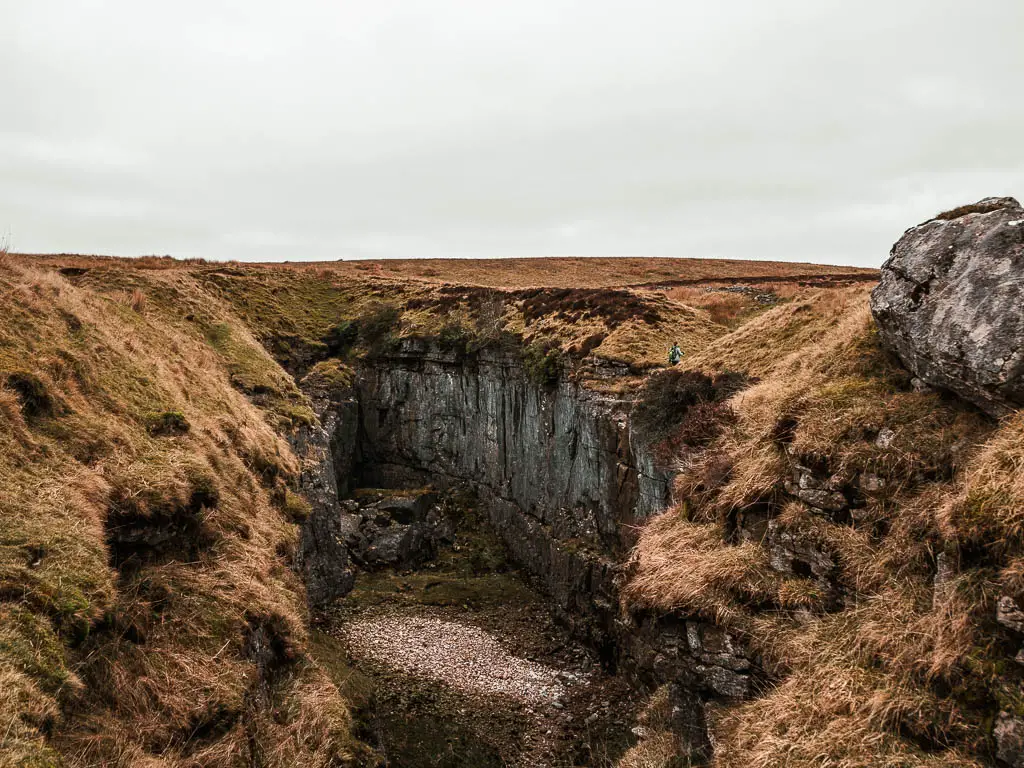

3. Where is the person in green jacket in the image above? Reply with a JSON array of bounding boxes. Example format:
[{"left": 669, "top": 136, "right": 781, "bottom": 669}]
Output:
[{"left": 668, "top": 342, "right": 683, "bottom": 365}]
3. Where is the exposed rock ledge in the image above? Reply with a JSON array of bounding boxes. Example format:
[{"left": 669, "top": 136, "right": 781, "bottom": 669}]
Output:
[{"left": 296, "top": 341, "right": 756, "bottom": 759}]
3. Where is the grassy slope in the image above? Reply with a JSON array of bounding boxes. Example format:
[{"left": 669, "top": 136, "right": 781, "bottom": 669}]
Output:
[
  {"left": 625, "top": 284, "right": 1024, "bottom": 767},
  {"left": 184, "top": 264, "right": 726, "bottom": 373},
  {"left": 184, "top": 263, "right": 875, "bottom": 380},
  {"left": 0, "top": 257, "right": 369, "bottom": 767}
]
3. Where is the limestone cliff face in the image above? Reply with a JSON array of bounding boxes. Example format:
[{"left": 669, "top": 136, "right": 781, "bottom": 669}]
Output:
[
  {"left": 350, "top": 343, "right": 752, "bottom": 721},
  {"left": 354, "top": 341, "right": 671, "bottom": 549},
  {"left": 295, "top": 340, "right": 754, "bottom": 757},
  {"left": 351, "top": 341, "right": 672, "bottom": 660}
]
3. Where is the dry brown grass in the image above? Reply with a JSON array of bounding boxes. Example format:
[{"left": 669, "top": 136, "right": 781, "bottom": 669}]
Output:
[
  {"left": 617, "top": 730, "right": 681, "bottom": 768},
  {"left": 667, "top": 287, "right": 765, "bottom": 328},
  {"left": 0, "top": 258, "right": 368, "bottom": 766},
  {"left": 710, "top": 573, "right": 990, "bottom": 767},
  {"left": 323, "top": 256, "right": 873, "bottom": 289},
  {"left": 617, "top": 687, "right": 690, "bottom": 768},
  {"left": 625, "top": 515, "right": 825, "bottom": 625},
  {"left": 129, "top": 287, "right": 147, "bottom": 313},
  {"left": 666, "top": 281, "right": 818, "bottom": 328},
  {"left": 938, "top": 413, "right": 1024, "bottom": 554},
  {"left": 17, "top": 251, "right": 875, "bottom": 289},
  {"left": 623, "top": 283, "right": 1011, "bottom": 766}
]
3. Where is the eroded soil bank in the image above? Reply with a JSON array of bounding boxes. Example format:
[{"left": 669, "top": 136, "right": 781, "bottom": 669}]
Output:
[{"left": 318, "top": 489, "right": 646, "bottom": 768}]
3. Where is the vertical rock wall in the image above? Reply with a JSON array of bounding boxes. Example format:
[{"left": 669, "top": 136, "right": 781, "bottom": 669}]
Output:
[
  {"left": 296, "top": 340, "right": 754, "bottom": 759},
  {"left": 291, "top": 378, "right": 358, "bottom": 607},
  {"left": 352, "top": 343, "right": 751, "bottom": 704},
  {"left": 354, "top": 341, "right": 671, "bottom": 551},
  {"left": 352, "top": 341, "right": 674, "bottom": 659}
]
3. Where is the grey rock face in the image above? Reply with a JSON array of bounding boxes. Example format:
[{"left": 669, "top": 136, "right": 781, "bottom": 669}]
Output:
[
  {"left": 353, "top": 342, "right": 675, "bottom": 644},
  {"left": 290, "top": 378, "right": 358, "bottom": 608},
  {"left": 997, "top": 595, "right": 1024, "bottom": 634},
  {"left": 355, "top": 341, "right": 674, "bottom": 564},
  {"left": 871, "top": 196, "right": 1024, "bottom": 417},
  {"left": 783, "top": 464, "right": 849, "bottom": 514},
  {"left": 765, "top": 520, "right": 836, "bottom": 585},
  {"left": 618, "top": 613, "right": 751, "bottom": 704},
  {"left": 996, "top": 713, "right": 1024, "bottom": 767},
  {"left": 735, "top": 509, "right": 839, "bottom": 603}
]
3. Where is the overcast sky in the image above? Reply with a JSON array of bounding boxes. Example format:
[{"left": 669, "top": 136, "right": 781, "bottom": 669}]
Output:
[{"left": 2, "top": 1, "right": 1022, "bottom": 266}]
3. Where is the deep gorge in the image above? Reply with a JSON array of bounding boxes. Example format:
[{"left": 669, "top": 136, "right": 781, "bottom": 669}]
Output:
[
  {"left": 294, "top": 341, "right": 756, "bottom": 762},
  {"left": 7, "top": 247, "right": 1021, "bottom": 766}
]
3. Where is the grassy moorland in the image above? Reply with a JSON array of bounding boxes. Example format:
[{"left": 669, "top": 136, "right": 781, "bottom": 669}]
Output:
[
  {"left": 5, "top": 249, "right": 1019, "bottom": 767},
  {"left": 19, "top": 253, "right": 875, "bottom": 290},
  {"left": 300, "top": 256, "right": 873, "bottom": 289}
]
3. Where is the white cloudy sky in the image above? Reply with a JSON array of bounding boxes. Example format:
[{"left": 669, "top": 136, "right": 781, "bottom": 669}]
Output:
[{"left": 1, "top": 1, "right": 1022, "bottom": 265}]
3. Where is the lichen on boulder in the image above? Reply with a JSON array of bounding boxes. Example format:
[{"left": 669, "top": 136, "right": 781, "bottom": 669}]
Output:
[{"left": 871, "top": 196, "right": 1024, "bottom": 417}]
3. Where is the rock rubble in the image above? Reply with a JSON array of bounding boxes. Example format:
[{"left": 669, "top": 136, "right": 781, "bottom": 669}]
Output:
[{"left": 340, "top": 613, "right": 568, "bottom": 703}]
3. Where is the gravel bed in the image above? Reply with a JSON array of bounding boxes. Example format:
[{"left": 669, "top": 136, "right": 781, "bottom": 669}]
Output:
[{"left": 340, "top": 612, "right": 569, "bottom": 703}]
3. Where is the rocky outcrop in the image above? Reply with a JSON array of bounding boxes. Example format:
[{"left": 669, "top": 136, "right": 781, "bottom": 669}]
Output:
[
  {"left": 993, "top": 595, "right": 1024, "bottom": 766},
  {"left": 290, "top": 377, "right": 358, "bottom": 607},
  {"left": 997, "top": 595, "right": 1024, "bottom": 634},
  {"left": 783, "top": 462, "right": 850, "bottom": 515},
  {"left": 337, "top": 491, "right": 454, "bottom": 569},
  {"left": 871, "top": 196, "right": 1024, "bottom": 417},
  {"left": 619, "top": 613, "right": 751, "bottom": 700},
  {"left": 996, "top": 713, "right": 1024, "bottom": 768},
  {"left": 354, "top": 341, "right": 672, "bottom": 539}
]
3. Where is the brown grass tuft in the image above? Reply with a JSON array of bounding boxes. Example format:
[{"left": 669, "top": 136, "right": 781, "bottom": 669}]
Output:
[{"left": 129, "top": 287, "right": 147, "bottom": 313}]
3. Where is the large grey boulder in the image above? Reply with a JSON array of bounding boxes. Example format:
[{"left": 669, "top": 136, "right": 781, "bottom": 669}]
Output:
[{"left": 871, "top": 196, "right": 1024, "bottom": 417}]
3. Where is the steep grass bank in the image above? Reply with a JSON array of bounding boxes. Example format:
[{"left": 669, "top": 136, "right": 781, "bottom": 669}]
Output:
[
  {"left": 625, "top": 284, "right": 1023, "bottom": 766},
  {"left": 0, "top": 257, "right": 369, "bottom": 766}
]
